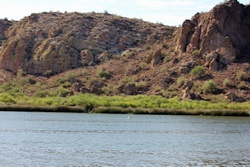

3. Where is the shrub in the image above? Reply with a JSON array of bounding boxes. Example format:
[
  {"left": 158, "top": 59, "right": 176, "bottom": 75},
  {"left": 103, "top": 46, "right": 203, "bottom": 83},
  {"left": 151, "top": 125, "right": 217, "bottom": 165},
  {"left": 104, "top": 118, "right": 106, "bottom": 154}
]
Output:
[
  {"left": 236, "top": 71, "right": 248, "bottom": 81},
  {"left": 66, "top": 73, "right": 76, "bottom": 84},
  {"left": 191, "top": 66, "right": 205, "bottom": 77},
  {"left": 223, "top": 78, "right": 233, "bottom": 88},
  {"left": 28, "top": 77, "right": 37, "bottom": 85},
  {"left": 96, "top": 68, "right": 111, "bottom": 79},
  {"left": 57, "top": 87, "right": 72, "bottom": 97},
  {"left": 135, "top": 82, "right": 149, "bottom": 91},
  {"left": 237, "top": 82, "right": 248, "bottom": 90},
  {"left": 191, "top": 49, "right": 201, "bottom": 57},
  {"left": 35, "top": 90, "right": 50, "bottom": 98},
  {"left": 176, "top": 76, "right": 188, "bottom": 88},
  {"left": 17, "top": 69, "right": 25, "bottom": 77},
  {"left": 139, "top": 62, "right": 149, "bottom": 70},
  {"left": 0, "top": 93, "right": 16, "bottom": 104},
  {"left": 202, "top": 80, "right": 216, "bottom": 94},
  {"left": 192, "top": 81, "right": 202, "bottom": 93}
]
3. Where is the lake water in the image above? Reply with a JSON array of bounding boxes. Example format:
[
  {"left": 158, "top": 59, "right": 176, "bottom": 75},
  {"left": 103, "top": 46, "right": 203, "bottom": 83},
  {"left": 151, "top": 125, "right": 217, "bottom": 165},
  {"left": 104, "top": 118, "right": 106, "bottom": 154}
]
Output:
[{"left": 0, "top": 112, "right": 249, "bottom": 166}]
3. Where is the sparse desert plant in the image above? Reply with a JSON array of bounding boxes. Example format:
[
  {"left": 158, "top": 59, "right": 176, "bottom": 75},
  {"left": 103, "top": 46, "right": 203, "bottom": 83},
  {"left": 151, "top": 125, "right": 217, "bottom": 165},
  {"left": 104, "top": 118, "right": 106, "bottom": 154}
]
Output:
[
  {"left": 66, "top": 73, "right": 77, "bottom": 84},
  {"left": 96, "top": 68, "right": 111, "bottom": 79},
  {"left": 163, "top": 55, "right": 172, "bottom": 63},
  {"left": 135, "top": 82, "right": 149, "bottom": 91},
  {"left": 191, "top": 66, "right": 205, "bottom": 77},
  {"left": 0, "top": 93, "right": 16, "bottom": 104},
  {"left": 191, "top": 81, "right": 202, "bottom": 93},
  {"left": 223, "top": 78, "right": 233, "bottom": 88},
  {"left": 202, "top": 80, "right": 216, "bottom": 94},
  {"left": 28, "top": 77, "right": 37, "bottom": 85},
  {"left": 139, "top": 62, "right": 149, "bottom": 70},
  {"left": 236, "top": 71, "right": 248, "bottom": 81},
  {"left": 237, "top": 81, "right": 248, "bottom": 90},
  {"left": 176, "top": 76, "right": 188, "bottom": 88},
  {"left": 56, "top": 86, "right": 72, "bottom": 97},
  {"left": 191, "top": 49, "right": 201, "bottom": 57},
  {"left": 35, "top": 90, "right": 50, "bottom": 98},
  {"left": 17, "top": 69, "right": 25, "bottom": 77}
]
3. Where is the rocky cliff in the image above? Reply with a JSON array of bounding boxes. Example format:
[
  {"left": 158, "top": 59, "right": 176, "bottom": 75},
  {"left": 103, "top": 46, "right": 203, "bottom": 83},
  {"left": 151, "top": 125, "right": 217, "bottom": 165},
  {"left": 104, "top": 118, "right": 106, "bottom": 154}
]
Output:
[
  {"left": 177, "top": 0, "right": 250, "bottom": 69},
  {"left": 0, "top": 12, "right": 174, "bottom": 75}
]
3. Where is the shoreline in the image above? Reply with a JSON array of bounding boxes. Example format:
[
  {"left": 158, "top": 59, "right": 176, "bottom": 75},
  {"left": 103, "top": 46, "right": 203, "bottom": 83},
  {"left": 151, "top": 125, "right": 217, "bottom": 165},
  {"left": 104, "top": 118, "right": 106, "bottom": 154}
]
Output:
[{"left": 0, "top": 105, "right": 249, "bottom": 116}]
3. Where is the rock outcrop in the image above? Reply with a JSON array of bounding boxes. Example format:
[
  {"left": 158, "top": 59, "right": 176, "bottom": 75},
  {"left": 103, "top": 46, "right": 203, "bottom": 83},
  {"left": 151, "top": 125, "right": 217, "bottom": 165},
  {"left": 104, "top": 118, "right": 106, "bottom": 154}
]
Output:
[
  {"left": 0, "top": 12, "right": 174, "bottom": 76},
  {"left": 177, "top": 0, "right": 250, "bottom": 65}
]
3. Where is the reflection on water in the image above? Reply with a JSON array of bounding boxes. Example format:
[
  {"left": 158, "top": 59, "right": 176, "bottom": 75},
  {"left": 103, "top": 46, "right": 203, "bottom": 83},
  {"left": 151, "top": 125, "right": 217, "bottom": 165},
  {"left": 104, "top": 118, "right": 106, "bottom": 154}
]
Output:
[{"left": 0, "top": 112, "right": 249, "bottom": 166}]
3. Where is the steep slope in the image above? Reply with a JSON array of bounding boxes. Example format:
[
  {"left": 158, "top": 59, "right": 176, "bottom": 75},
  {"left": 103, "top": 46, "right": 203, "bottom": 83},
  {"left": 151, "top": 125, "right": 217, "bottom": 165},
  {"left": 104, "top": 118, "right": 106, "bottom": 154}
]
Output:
[
  {"left": 0, "top": 12, "right": 174, "bottom": 75},
  {"left": 0, "top": 0, "right": 249, "bottom": 102}
]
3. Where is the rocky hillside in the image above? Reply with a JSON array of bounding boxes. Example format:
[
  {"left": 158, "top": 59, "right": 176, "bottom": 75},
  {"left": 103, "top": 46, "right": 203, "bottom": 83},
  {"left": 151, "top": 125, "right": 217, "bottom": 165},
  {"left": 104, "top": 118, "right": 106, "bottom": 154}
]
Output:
[
  {"left": 0, "top": 0, "right": 249, "bottom": 102},
  {"left": 0, "top": 12, "right": 174, "bottom": 75}
]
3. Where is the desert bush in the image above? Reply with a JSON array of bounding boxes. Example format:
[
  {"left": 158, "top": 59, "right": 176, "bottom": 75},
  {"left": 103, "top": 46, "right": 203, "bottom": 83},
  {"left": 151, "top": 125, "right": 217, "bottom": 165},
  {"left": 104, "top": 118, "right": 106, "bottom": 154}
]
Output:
[
  {"left": 35, "top": 90, "right": 50, "bottom": 98},
  {"left": 237, "top": 82, "right": 248, "bottom": 90},
  {"left": 66, "top": 73, "right": 77, "bottom": 84},
  {"left": 135, "top": 82, "right": 149, "bottom": 91},
  {"left": 191, "top": 66, "right": 205, "bottom": 77},
  {"left": 236, "top": 71, "right": 248, "bottom": 81},
  {"left": 205, "top": 94, "right": 228, "bottom": 103},
  {"left": 56, "top": 87, "right": 72, "bottom": 97},
  {"left": 161, "top": 90, "right": 178, "bottom": 98},
  {"left": 102, "top": 85, "right": 115, "bottom": 95},
  {"left": 96, "top": 68, "right": 111, "bottom": 79},
  {"left": 176, "top": 76, "right": 188, "bottom": 88},
  {"left": 139, "top": 62, "right": 149, "bottom": 70},
  {"left": 0, "top": 93, "right": 16, "bottom": 104},
  {"left": 28, "top": 77, "right": 37, "bottom": 85},
  {"left": 202, "top": 80, "right": 216, "bottom": 94},
  {"left": 191, "top": 49, "right": 201, "bottom": 57},
  {"left": 223, "top": 78, "right": 233, "bottom": 88},
  {"left": 191, "top": 81, "right": 202, "bottom": 93},
  {"left": 17, "top": 69, "right": 25, "bottom": 77},
  {"left": 0, "top": 82, "right": 13, "bottom": 92}
]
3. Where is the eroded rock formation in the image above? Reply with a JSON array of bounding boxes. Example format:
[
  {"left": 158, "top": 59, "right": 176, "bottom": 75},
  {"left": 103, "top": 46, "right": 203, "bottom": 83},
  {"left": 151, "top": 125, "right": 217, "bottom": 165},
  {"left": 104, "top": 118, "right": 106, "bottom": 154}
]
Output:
[{"left": 177, "top": 0, "right": 250, "bottom": 65}]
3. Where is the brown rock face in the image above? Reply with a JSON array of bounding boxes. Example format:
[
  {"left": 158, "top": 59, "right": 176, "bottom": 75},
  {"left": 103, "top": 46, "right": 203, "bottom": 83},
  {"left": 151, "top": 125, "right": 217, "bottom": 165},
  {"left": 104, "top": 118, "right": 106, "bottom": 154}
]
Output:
[
  {"left": 177, "top": 0, "right": 250, "bottom": 64},
  {"left": 0, "top": 12, "right": 174, "bottom": 76}
]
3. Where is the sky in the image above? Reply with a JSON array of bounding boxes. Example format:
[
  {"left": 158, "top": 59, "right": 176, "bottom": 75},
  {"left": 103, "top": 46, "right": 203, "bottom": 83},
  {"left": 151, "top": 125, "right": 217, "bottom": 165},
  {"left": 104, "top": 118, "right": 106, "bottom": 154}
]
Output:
[{"left": 0, "top": 0, "right": 249, "bottom": 26}]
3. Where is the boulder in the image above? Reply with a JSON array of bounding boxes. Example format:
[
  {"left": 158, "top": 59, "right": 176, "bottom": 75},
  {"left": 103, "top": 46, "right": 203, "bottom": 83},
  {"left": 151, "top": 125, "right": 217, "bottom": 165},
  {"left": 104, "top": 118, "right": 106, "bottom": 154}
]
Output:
[
  {"left": 209, "top": 58, "right": 219, "bottom": 71},
  {"left": 204, "top": 52, "right": 219, "bottom": 66},
  {"left": 146, "top": 49, "right": 163, "bottom": 67},
  {"left": 225, "top": 92, "right": 245, "bottom": 102}
]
